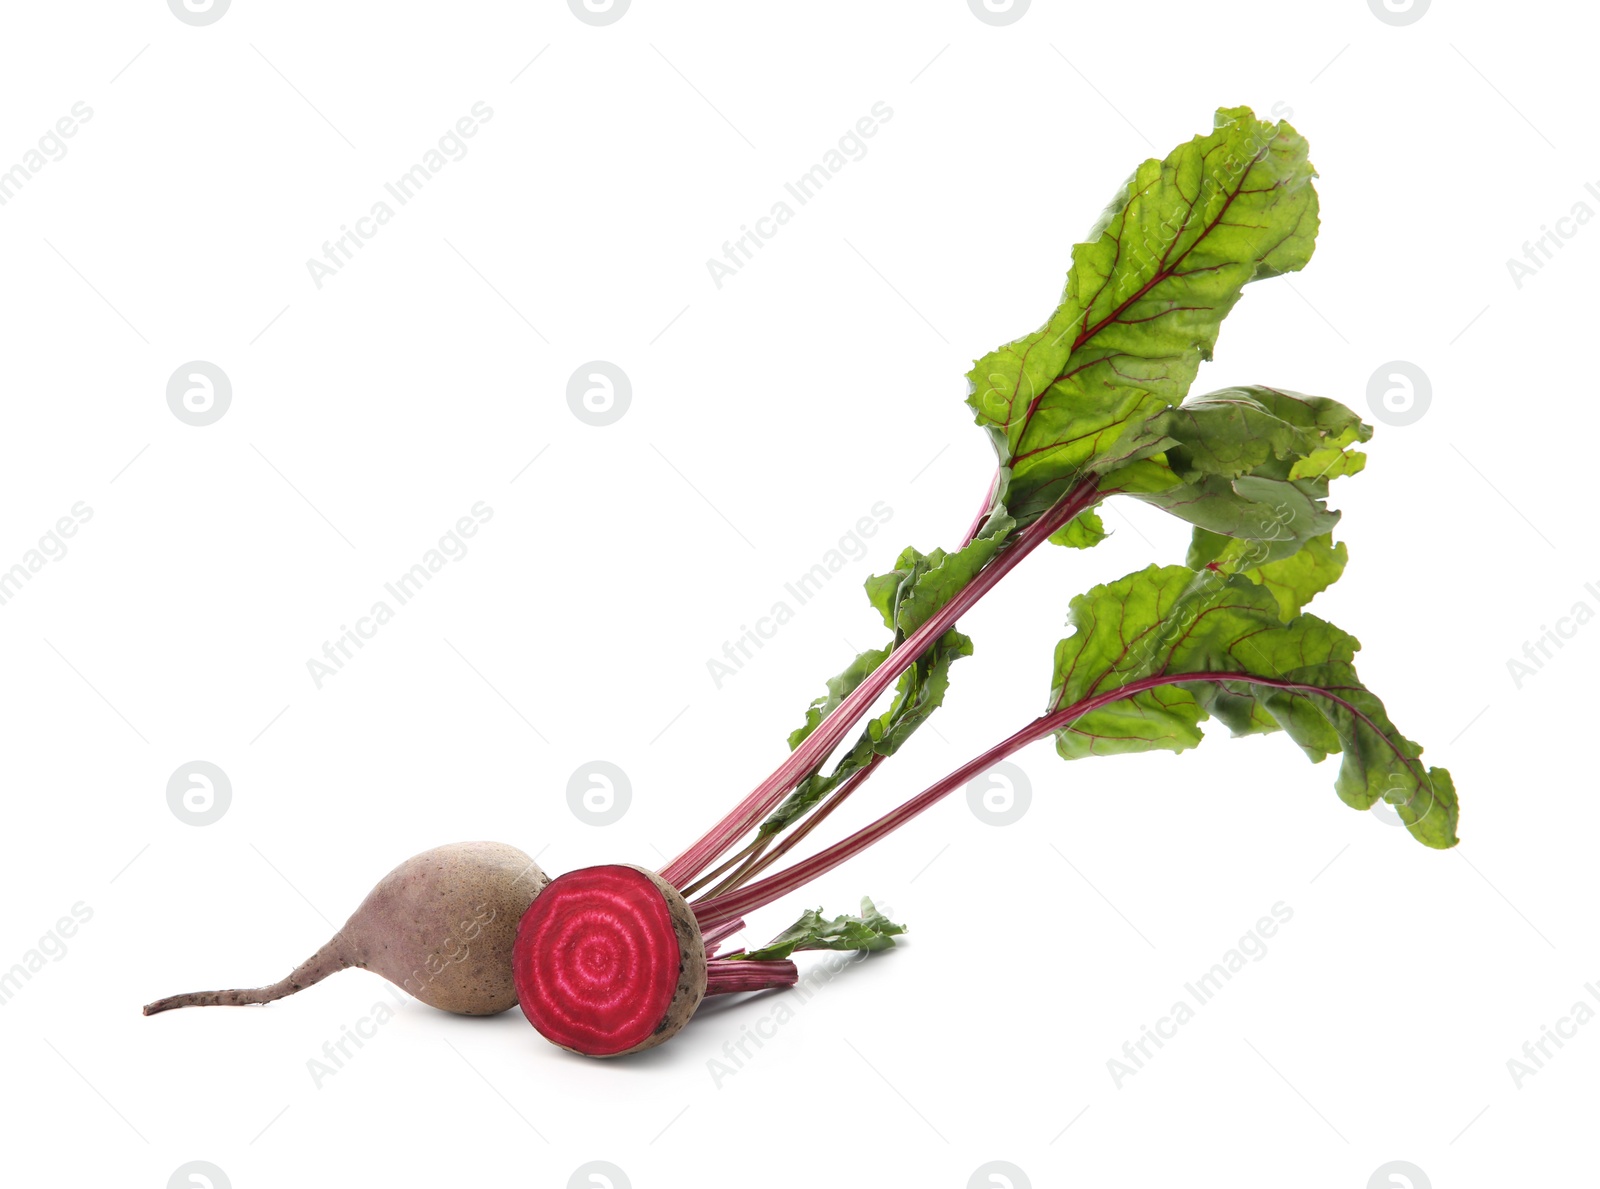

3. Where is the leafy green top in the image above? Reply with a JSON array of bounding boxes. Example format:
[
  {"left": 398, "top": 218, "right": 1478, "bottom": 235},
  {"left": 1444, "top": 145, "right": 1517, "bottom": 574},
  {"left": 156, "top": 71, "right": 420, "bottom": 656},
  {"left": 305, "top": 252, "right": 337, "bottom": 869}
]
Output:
[
  {"left": 767, "top": 110, "right": 1361, "bottom": 851},
  {"left": 680, "top": 106, "right": 1452, "bottom": 922}
]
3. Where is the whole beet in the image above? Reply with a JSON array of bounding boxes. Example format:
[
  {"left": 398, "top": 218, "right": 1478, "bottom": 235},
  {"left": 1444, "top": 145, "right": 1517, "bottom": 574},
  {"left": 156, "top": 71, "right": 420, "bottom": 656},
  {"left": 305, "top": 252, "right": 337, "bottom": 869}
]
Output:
[{"left": 144, "top": 841, "right": 548, "bottom": 1017}]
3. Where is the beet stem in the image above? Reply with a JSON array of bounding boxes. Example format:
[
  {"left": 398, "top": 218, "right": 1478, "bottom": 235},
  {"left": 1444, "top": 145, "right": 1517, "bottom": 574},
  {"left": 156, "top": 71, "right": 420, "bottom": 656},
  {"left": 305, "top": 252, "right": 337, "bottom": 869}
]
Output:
[
  {"left": 960, "top": 467, "right": 1001, "bottom": 544},
  {"left": 681, "top": 835, "right": 768, "bottom": 899},
  {"left": 695, "top": 669, "right": 1345, "bottom": 927},
  {"left": 700, "top": 917, "right": 746, "bottom": 957},
  {"left": 659, "top": 476, "right": 1103, "bottom": 889},
  {"left": 698, "top": 752, "right": 883, "bottom": 901},
  {"left": 704, "top": 958, "right": 798, "bottom": 996}
]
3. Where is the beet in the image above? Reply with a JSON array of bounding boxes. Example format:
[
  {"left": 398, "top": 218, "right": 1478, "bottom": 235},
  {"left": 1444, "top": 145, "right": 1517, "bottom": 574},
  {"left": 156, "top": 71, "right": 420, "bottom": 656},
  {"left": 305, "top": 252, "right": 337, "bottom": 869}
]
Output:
[{"left": 144, "top": 841, "right": 548, "bottom": 1017}]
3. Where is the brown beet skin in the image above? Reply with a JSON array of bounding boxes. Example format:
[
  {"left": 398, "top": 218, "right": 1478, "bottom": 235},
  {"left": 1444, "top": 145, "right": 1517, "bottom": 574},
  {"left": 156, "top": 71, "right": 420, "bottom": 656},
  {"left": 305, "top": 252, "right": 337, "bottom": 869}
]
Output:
[{"left": 143, "top": 841, "right": 549, "bottom": 1017}]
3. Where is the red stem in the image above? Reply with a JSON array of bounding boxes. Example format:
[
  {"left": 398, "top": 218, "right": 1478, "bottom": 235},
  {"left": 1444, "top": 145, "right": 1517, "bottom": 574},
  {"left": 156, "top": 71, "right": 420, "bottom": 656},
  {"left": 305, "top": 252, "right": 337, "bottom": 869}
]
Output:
[
  {"left": 962, "top": 468, "right": 1001, "bottom": 545},
  {"left": 680, "top": 837, "right": 767, "bottom": 899},
  {"left": 693, "top": 671, "right": 1329, "bottom": 928},
  {"left": 698, "top": 752, "right": 885, "bottom": 902},
  {"left": 695, "top": 837, "right": 775, "bottom": 901},
  {"left": 701, "top": 917, "right": 746, "bottom": 956},
  {"left": 660, "top": 476, "right": 1103, "bottom": 889},
  {"left": 705, "top": 958, "right": 798, "bottom": 996}
]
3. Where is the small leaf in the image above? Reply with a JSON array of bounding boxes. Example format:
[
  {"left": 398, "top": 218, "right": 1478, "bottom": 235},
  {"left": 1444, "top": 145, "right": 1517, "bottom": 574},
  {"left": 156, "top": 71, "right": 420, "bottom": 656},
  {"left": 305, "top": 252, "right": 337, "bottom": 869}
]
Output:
[
  {"left": 1051, "top": 509, "right": 1108, "bottom": 549},
  {"left": 772, "top": 534, "right": 989, "bottom": 838},
  {"left": 1188, "top": 529, "right": 1348, "bottom": 621},
  {"left": 764, "top": 628, "right": 970, "bottom": 835},
  {"left": 739, "top": 897, "right": 907, "bottom": 961},
  {"left": 788, "top": 645, "right": 891, "bottom": 751},
  {"left": 868, "top": 517, "right": 1015, "bottom": 639}
]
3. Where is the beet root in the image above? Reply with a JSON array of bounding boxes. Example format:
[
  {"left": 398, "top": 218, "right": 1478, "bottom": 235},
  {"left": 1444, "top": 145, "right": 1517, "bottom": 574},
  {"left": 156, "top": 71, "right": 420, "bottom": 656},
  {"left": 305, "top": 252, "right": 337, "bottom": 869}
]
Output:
[
  {"left": 143, "top": 841, "right": 549, "bottom": 1017},
  {"left": 513, "top": 864, "right": 707, "bottom": 1057}
]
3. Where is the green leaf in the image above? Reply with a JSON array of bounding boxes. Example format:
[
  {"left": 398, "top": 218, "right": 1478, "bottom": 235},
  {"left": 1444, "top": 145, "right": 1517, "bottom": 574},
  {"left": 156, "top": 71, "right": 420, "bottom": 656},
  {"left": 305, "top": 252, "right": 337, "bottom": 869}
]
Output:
[
  {"left": 1050, "top": 508, "right": 1108, "bottom": 549},
  {"left": 775, "top": 535, "right": 991, "bottom": 837},
  {"left": 1092, "top": 386, "right": 1371, "bottom": 559},
  {"left": 788, "top": 644, "right": 891, "bottom": 752},
  {"left": 1148, "top": 386, "right": 1371, "bottom": 483},
  {"left": 1046, "top": 564, "right": 1458, "bottom": 848},
  {"left": 1188, "top": 529, "right": 1348, "bottom": 621},
  {"left": 897, "top": 522, "right": 1013, "bottom": 637},
  {"left": 966, "top": 107, "right": 1319, "bottom": 526},
  {"left": 1292, "top": 443, "right": 1366, "bottom": 482},
  {"left": 871, "top": 629, "right": 972, "bottom": 752},
  {"left": 1128, "top": 472, "right": 1341, "bottom": 558},
  {"left": 766, "top": 627, "right": 970, "bottom": 835},
  {"left": 738, "top": 897, "right": 907, "bottom": 961}
]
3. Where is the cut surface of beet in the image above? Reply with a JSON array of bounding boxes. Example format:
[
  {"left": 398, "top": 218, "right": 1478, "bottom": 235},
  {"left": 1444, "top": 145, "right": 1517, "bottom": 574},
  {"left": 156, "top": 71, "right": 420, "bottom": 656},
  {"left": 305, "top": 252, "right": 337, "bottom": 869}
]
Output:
[{"left": 514, "top": 864, "right": 704, "bottom": 1057}]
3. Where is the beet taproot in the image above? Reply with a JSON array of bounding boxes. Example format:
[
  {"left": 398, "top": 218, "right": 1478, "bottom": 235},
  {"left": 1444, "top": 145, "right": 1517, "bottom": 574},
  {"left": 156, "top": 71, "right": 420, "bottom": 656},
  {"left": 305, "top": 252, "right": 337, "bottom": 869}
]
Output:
[{"left": 144, "top": 841, "right": 548, "bottom": 1017}]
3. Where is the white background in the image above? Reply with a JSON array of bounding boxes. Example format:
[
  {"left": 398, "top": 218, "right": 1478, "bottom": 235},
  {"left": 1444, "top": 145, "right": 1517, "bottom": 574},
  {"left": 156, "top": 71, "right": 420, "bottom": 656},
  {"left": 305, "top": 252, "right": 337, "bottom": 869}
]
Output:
[{"left": 0, "top": 1, "right": 1591, "bottom": 1186}]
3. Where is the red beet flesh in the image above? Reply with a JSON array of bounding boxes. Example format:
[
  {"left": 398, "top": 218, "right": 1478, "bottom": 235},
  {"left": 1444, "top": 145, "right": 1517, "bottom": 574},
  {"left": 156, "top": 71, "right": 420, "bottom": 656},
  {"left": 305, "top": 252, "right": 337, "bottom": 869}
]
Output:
[{"left": 513, "top": 864, "right": 704, "bottom": 1057}]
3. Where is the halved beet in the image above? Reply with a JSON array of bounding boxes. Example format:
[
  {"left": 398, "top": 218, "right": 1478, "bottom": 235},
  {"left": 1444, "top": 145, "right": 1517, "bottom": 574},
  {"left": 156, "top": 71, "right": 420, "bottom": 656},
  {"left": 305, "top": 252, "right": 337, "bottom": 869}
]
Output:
[{"left": 513, "top": 864, "right": 706, "bottom": 1057}]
